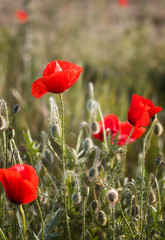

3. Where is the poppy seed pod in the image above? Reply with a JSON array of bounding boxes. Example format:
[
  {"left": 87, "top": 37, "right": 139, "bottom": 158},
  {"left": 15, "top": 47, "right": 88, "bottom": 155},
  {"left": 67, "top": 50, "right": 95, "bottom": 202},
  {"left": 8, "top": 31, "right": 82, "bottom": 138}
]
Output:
[
  {"left": 96, "top": 210, "right": 107, "bottom": 226},
  {"left": 91, "top": 121, "right": 100, "bottom": 134},
  {"left": 49, "top": 123, "right": 60, "bottom": 138},
  {"left": 83, "top": 138, "right": 93, "bottom": 153},
  {"left": 72, "top": 192, "right": 82, "bottom": 204},
  {"left": 88, "top": 167, "right": 98, "bottom": 179},
  {"left": 107, "top": 189, "right": 119, "bottom": 205},
  {"left": 91, "top": 200, "right": 99, "bottom": 212},
  {"left": 154, "top": 122, "right": 163, "bottom": 137},
  {"left": 0, "top": 115, "right": 6, "bottom": 130}
]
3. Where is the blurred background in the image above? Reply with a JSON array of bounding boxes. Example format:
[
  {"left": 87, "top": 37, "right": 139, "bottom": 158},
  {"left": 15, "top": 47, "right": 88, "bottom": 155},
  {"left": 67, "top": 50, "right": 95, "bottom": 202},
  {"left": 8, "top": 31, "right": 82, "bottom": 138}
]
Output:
[{"left": 0, "top": 0, "right": 165, "bottom": 177}]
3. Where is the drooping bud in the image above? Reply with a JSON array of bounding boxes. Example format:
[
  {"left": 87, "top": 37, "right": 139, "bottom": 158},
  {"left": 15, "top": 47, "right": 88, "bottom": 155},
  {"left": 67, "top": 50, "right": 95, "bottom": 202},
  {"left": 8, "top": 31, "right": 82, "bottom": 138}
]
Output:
[
  {"left": 96, "top": 210, "right": 107, "bottom": 226},
  {"left": 12, "top": 104, "right": 21, "bottom": 114},
  {"left": 0, "top": 115, "right": 6, "bottom": 130},
  {"left": 107, "top": 189, "right": 119, "bottom": 205},
  {"left": 88, "top": 167, "right": 98, "bottom": 179},
  {"left": 155, "top": 156, "right": 162, "bottom": 166},
  {"left": 44, "top": 149, "right": 54, "bottom": 162},
  {"left": 87, "top": 99, "right": 97, "bottom": 113},
  {"left": 83, "top": 138, "right": 93, "bottom": 153},
  {"left": 8, "top": 127, "right": 15, "bottom": 139},
  {"left": 154, "top": 121, "right": 163, "bottom": 137},
  {"left": 49, "top": 123, "right": 60, "bottom": 138},
  {"left": 91, "top": 200, "right": 99, "bottom": 212},
  {"left": 81, "top": 185, "right": 89, "bottom": 198},
  {"left": 71, "top": 192, "right": 82, "bottom": 204},
  {"left": 91, "top": 121, "right": 100, "bottom": 134}
]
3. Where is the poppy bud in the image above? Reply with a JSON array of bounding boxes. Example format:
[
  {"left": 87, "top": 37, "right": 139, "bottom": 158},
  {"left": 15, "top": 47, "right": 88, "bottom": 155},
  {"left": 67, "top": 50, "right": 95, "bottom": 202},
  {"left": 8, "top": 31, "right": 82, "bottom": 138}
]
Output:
[
  {"left": 154, "top": 122, "right": 163, "bottom": 137},
  {"left": 83, "top": 138, "right": 93, "bottom": 153},
  {"left": 87, "top": 99, "right": 97, "bottom": 113},
  {"left": 88, "top": 82, "right": 94, "bottom": 99},
  {"left": 155, "top": 156, "right": 162, "bottom": 166},
  {"left": 12, "top": 104, "right": 21, "bottom": 114},
  {"left": 49, "top": 123, "right": 60, "bottom": 138},
  {"left": 88, "top": 167, "right": 98, "bottom": 179},
  {"left": 72, "top": 192, "right": 82, "bottom": 204},
  {"left": 107, "top": 189, "right": 119, "bottom": 205},
  {"left": 81, "top": 185, "right": 89, "bottom": 198},
  {"left": 8, "top": 127, "right": 15, "bottom": 139},
  {"left": 149, "top": 190, "right": 156, "bottom": 204},
  {"left": 96, "top": 210, "right": 107, "bottom": 226},
  {"left": 0, "top": 115, "right": 6, "bottom": 130},
  {"left": 91, "top": 121, "right": 99, "bottom": 134},
  {"left": 91, "top": 200, "right": 99, "bottom": 212},
  {"left": 44, "top": 149, "right": 53, "bottom": 162}
]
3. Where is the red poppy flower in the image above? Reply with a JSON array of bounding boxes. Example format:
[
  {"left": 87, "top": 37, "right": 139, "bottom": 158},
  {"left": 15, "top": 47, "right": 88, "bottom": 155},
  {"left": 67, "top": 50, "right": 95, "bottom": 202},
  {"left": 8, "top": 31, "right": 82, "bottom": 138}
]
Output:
[
  {"left": 93, "top": 114, "right": 119, "bottom": 141},
  {"left": 118, "top": 0, "right": 129, "bottom": 6},
  {"left": 32, "top": 60, "right": 83, "bottom": 98},
  {"left": 0, "top": 164, "right": 39, "bottom": 204},
  {"left": 93, "top": 114, "right": 145, "bottom": 145},
  {"left": 128, "top": 94, "right": 162, "bottom": 127},
  {"left": 118, "top": 121, "right": 146, "bottom": 145},
  {"left": 15, "top": 10, "right": 28, "bottom": 23}
]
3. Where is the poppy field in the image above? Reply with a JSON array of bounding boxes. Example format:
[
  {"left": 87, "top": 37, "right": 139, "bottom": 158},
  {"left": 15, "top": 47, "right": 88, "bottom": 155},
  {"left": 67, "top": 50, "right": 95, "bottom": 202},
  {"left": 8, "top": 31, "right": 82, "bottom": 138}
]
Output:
[{"left": 0, "top": 1, "right": 165, "bottom": 240}]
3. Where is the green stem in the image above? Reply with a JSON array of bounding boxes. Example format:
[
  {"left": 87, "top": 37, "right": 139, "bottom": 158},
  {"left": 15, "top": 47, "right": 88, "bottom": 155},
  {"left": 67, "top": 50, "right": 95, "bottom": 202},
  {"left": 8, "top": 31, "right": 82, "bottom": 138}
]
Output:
[
  {"left": 58, "top": 94, "right": 71, "bottom": 240},
  {"left": 139, "top": 121, "right": 155, "bottom": 236},
  {"left": 140, "top": 166, "right": 159, "bottom": 240},
  {"left": 19, "top": 205, "right": 27, "bottom": 240},
  {"left": 5, "top": 114, "right": 15, "bottom": 169},
  {"left": 118, "top": 200, "right": 135, "bottom": 240},
  {"left": 121, "top": 126, "right": 135, "bottom": 177},
  {"left": 97, "top": 103, "right": 108, "bottom": 153},
  {"left": 83, "top": 197, "right": 86, "bottom": 240},
  {"left": 111, "top": 204, "right": 115, "bottom": 240},
  {"left": 35, "top": 199, "right": 44, "bottom": 240},
  {"left": 0, "top": 228, "right": 7, "bottom": 240}
]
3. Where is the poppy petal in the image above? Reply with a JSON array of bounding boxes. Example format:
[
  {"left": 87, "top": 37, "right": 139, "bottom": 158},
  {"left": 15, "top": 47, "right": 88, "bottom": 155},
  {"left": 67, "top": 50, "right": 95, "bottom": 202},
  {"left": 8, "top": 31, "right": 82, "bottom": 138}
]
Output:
[{"left": 32, "top": 78, "right": 48, "bottom": 98}]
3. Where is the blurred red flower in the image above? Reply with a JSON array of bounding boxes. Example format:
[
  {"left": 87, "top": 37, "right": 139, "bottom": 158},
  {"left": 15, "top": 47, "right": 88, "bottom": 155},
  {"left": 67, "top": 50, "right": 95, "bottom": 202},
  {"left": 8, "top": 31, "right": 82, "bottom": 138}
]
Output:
[
  {"left": 118, "top": 0, "right": 129, "bottom": 6},
  {"left": 0, "top": 164, "right": 39, "bottom": 204},
  {"left": 93, "top": 114, "right": 145, "bottom": 145},
  {"left": 128, "top": 94, "right": 162, "bottom": 127},
  {"left": 32, "top": 60, "right": 83, "bottom": 98},
  {"left": 15, "top": 10, "right": 28, "bottom": 23}
]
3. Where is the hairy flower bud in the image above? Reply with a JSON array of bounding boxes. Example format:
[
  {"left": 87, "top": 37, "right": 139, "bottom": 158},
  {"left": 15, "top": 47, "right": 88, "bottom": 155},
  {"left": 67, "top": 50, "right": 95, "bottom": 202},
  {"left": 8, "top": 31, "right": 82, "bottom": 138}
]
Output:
[
  {"left": 154, "top": 122, "right": 163, "bottom": 137},
  {"left": 87, "top": 99, "right": 97, "bottom": 113},
  {"left": 81, "top": 185, "right": 89, "bottom": 198},
  {"left": 0, "top": 115, "right": 6, "bottom": 130},
  {"left": 88, "top": 167, "right": 98, "bottom": 179},
  {"left": 107, "top": 189, "right": 119, "bottom": 205},
  {"left": 91, "top": 200, "right": 99, "bottom": 212},
  {"left": 44, "top": 149, "right": 53, "bottom": 162},
  {"left": 72, "top": 192, "right": 82, "bottom": 204},
  {"left": 91, "top": 121, "right": 99, "bottom": 134},
  {"left": 12, "top": 104, "right": 21, "bottom": 114},
  {"left": 8, "top": 127, "right": 15, "bottom": 139},
  {"left": 83, "top": 138, "right": 93, "bottom": 153},
  {"left": 49, "top": 123, "right": 60, "bottom": 138},
  {"left": 96, "top": 210, "right": 107, "bottom": 226}
]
